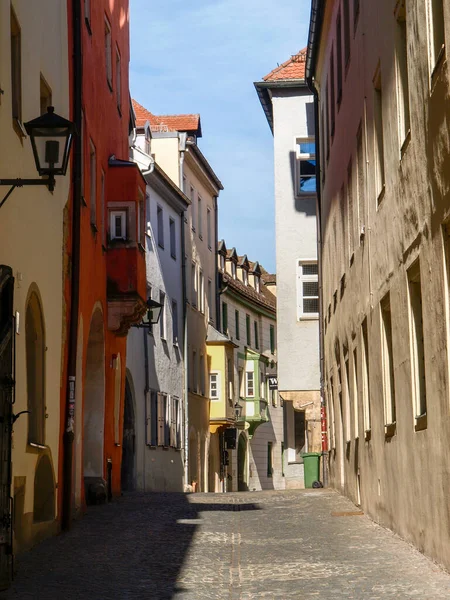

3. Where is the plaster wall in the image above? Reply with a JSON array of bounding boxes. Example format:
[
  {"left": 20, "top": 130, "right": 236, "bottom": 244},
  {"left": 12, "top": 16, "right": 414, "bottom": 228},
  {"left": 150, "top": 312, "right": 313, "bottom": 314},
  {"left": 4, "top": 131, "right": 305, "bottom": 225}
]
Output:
[
  {"left": 150, "top": 136, "right": 180, "bottom": 186},
  {"left": 271, "top": 89, "right": 320, "bottom": 393},
  {"left": 126, "top": 179, "right": 185, "bottom": 492},
  {"left": 316, "top": 0, "right": 450, "bottom": 571},
  {"left": 0, "top": 0, "right": 70, "bottom": 550}
]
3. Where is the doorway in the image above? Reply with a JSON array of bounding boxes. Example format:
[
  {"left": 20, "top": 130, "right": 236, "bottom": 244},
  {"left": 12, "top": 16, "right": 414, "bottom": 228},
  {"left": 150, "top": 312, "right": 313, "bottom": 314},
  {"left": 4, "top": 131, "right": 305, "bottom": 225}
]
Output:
[
  {"left": 121, "top": 377, "right": 136, "bottom": 492},
  {"left": 238, "top": 433, "right": 248, "bottom": 491}
]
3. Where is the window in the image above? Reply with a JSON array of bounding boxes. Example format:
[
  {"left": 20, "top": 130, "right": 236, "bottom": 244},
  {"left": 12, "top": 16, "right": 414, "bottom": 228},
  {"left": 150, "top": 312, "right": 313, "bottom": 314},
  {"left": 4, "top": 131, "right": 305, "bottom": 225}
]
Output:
[
  {"left": 270, "top": 325, "right": 275, "bottom": 354},
  {"left": 172, "top": 299, "right": 178, "bottom": 344},
  {"left": 408, "top": 261, "right": 427, "bottom": 427},
  {"left": 105, "top": 17, "right": 112, "bottom": 88},
  {"left": 352, "top": 347, "right": 359, "bottom": 438},
  {"left": 330, "top": 49, "right": 336, "bottom": 139},
  {"left": 115, "top": 46, "right": 121, "bottom": 112},
  {"left": 343, "top": 0, "right": 351, "bottom": 66},
  {"left": 246, "top": 371, "right": 254, "bottom": 397},
  {"left": 101, "top": 170, "right": 106, "bottom": 245},
  {"left": 260, "top": 371, "right": 265, "bottom": 399},
  {"left": 138, "top": 190, "right": 145, "bottom": 246},
  {"left": 381, "top": 293, "right": 396, "bottom": 429},
  {"left": 208, "top": 279, "right": 213, "bottom": 322},
  {"left": 361, "top": 318, "right": 371, "bottom": 434},
  {"left": 159, "top": 291, "right": 166, "bottom": 340},
  {"left": 172, "top": 397, "right": 181, "bottom": 449},
  {"left": 207, "top": 207, "right": 212, "bottom": 249},
  {"left": 373, "top": 67, "right": 385, "bottom": 200},
  {"left": 11, "top": 8, "right": 22, "bottom": 127},
  {"left": 210, "top": 372, "right": 220, "bottom": 400},
  {"left": 197, "top": 195, "right": 203, "bottom": 237},
  {"left": 428, "top": 0, "right": 445, "bottom": 70},
  {"left": 157, "top": 205, "right": 164, "bottom": 248},
  {"left": 267, "top": 442, "right": 273, "bottom": 477},
  {"left": 246, "top": 314, "right": 251, "bottom": 346},
  {"left": 254, "top": 321, "right": 259, "bottom": 349},
  {"left": 228, "top": 358, "right": 234, "bottom": 400},
  {"left": 297, "top": 261, "right": 319, "bottom": 318},
  {"left": 190, "top": 186, "right": 196, "bottom": 231},
  {"left": 231, "top": 262, "right": 237, "bottom": 279},
  {"left": 347, "top": 159, "right": 354, "bottom": 259},
  {"left": 200, "top": 355, "right": 205, "bottom": 396},
  {"left": 40, "top": 75, "right": 52, "bottom": 115},
  {"left": 169, "top": 218, "right": 176, "bottom": 259},
  {"left": 255, "top": 276, "right": 260, "bottom": 293},
  {"left": 199, "top": 270, "right": 204, "bottom": 313},
  {"left": 344, "top": 356, "right": 351, "bottom": 443},
  {"left": 296, "top": 139, "right": 316, "bottom": 195},
  {"left": 160, "top": 394, "right": 170, "bottom": 447},
  {"left": 356, "top": 124, "right": 365, "bottom": 238},
  {"left": 145, "top": 194, "right": 151, "bottom": 236},
  {"left": 191, "top": 263, "right": 197, "bottom": 307},
  {"left": 354, "top": 0, "right": 360, "bottom": 31},
  {"left": 84, "top": 0, "right": 91, "bottom": 29},
  {"left": 235, "top": 310, "right": 240, "bottom": 340},
  {"left": 110, "top": 210, "right": 126, "bottom": 240},
  {"left": 145, "top": 129, "right": 151, "bottom": 156},
  {"left": 396, "top": 2, "right": 410, "bottom": 147},
  {"left": 243, "top": 269, "right": 248, "bottom": 286},
  {"left": 146, "top": 390, "right": 158, "bottom": 446},
  {"left": 336, "top": 11, "right": 343, "bottom": 105},
  {"left": 192, "top": 350, "right": 198, "bottom": 393},
  {"left": 26, "top": 292, "right": 46, "bottom": 446},
  {"left": 89, "top": 141, "right": 97, "bottom": 227},
  {"left": 222, "top": 301, "right": 228, "bottom": 334},
  {"left": 219, "top": 254, "right": 225, "bottom": 271}
]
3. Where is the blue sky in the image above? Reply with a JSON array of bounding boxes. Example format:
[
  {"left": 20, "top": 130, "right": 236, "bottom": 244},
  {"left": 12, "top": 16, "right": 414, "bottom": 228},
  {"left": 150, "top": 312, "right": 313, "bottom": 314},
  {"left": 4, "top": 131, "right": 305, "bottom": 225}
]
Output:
[{"left": 129, "top": 0, "right": 312, "bottom": 273}]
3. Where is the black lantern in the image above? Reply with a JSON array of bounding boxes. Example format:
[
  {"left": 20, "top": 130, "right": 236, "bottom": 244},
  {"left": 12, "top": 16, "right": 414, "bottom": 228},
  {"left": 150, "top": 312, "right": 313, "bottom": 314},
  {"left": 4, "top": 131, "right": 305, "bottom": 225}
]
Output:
[
  {"left": 234, "top": 400, "right": 243, "bottom": 419},
  {"left": 0, "top": 106, "right": 75, "bottom": 207},
  {"left": 143, "top": 298, "right": 163, "bottom": 325},
  {"left": 24, "top": 107, "right": 74, "bottom": 183}
]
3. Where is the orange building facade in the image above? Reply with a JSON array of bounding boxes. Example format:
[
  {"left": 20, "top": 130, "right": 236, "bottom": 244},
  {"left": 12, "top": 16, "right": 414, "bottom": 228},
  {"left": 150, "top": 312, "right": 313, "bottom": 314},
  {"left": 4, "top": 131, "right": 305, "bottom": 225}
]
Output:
[{"left": 62, "top": 0, "right": 146, "bottom": 519}]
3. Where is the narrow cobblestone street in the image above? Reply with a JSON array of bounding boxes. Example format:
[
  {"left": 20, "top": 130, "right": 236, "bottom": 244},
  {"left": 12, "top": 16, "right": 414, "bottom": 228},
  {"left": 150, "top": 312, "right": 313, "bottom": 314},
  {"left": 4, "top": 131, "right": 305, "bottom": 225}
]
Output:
[{"left": 2, "top": 489, "right": 450, "bottom": 600}]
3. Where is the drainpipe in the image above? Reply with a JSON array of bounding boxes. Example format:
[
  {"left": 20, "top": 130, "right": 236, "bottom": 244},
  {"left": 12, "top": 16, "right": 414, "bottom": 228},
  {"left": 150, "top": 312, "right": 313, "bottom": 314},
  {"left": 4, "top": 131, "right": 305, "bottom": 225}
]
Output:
[
  {"left": 179, "top": 136, "right": 189, "bottom": 490},
  {"left": 62, "top": 0, "right": 82, "bottom": 530},
  {"left": 306, "top": 0, "right": 328, "bottom": 487}
]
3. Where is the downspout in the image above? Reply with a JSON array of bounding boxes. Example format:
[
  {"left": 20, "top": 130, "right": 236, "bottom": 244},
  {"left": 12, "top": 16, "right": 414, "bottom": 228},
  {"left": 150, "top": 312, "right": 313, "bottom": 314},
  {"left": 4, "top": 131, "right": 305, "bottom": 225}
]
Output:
[
  {"left": 179, "top": 136, "right": 189, "bottom": 490},
  {"left": 306, "top": 0, "right": 328, "bottom": 487},
  {"left": 62, "top": 0, "right": 82, "bottom": 530}
]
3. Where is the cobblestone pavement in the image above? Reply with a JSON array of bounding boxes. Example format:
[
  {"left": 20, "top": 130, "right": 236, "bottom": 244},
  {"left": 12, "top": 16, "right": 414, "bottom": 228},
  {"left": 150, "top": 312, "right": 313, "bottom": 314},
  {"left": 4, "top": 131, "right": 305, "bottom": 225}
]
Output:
[{"left": 2, "top": 489, "right": 450, "bottom": 599}]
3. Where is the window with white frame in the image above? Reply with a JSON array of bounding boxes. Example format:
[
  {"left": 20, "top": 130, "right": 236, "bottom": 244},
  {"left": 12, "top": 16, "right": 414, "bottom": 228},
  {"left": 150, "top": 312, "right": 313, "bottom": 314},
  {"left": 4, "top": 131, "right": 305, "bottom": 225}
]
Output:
[
  {"left": 297, "top": 261, "right": 319, "bottom": 318},
  {"left": 210, "top": 372, "right": 220, "bottom": 400},
  {"left": 246, "top": 371, "right": 254, "bottom": 397},
  {"left": 199, "top": 270, "right": 205, "bottom": 313},
  {"left": 231, "top": 262, "right": 236, "bottom": 279},
  {"left": 110, "top": 210, "right": 126, "bottom": 240},
  {"left": 169, "top": 218, "right": 176, "bottom": 259},
  {"left": 242, "top": 269, "right": 248, "bottom": 286},
  {"left": 296, "top": 139, "right": 316, "bottom": 196}
]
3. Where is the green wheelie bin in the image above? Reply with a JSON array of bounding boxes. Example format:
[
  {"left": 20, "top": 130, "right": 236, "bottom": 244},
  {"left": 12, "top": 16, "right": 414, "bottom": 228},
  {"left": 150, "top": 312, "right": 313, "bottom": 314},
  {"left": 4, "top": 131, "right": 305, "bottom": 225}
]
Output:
[{"left": 302, "top": 452, "right": 321, "bottom": 488}]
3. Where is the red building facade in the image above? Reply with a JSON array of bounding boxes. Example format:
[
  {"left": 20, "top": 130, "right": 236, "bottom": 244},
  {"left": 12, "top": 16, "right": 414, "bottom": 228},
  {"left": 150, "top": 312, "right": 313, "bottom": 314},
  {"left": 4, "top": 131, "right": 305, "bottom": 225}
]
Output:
[{"left": 61, "top": 0, "right": 146, "bottom": 519}]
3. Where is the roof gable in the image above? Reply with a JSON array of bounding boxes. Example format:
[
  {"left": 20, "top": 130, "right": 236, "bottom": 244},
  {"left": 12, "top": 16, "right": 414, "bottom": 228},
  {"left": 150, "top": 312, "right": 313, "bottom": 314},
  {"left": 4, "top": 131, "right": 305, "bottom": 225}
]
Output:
[
  {"left": 132, "top": 99, "right": 202, "bottom": 137},
  {"left": 263, "top": 49, "right": 307, "bottom": 82}
]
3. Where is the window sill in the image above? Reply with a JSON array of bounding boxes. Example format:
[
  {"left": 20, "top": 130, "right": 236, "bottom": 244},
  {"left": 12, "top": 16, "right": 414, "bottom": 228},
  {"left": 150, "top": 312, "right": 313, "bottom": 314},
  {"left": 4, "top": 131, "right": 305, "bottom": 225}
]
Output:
[
  {"left": 384, "top": 422, "right": 396, "bottom": 439},
  {"left": 400, "top": 129, "right": 411, "bottom": 158},
  {"left": 415, "top": 413, "right": 427, "bottom": 432},
  {"left": 364, "top": 429, "right": 371, "bottom": 442},
  {"left": 13, "top": 118, "right": 27, "bottom": 141},
  {"left": 27, "top": 442, "right": 47, "bottom": 452},
  {"left": 298, "top": 314, "right": 319, "bottom": 321}
]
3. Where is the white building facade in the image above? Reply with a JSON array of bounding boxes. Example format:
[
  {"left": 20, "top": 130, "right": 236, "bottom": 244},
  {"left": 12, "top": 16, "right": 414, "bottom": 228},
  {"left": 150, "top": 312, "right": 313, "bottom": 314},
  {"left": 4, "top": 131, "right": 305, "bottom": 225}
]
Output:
[
  {"left": 255, "top": 51, "right": 322, "bottom": 488},
  {"left": 127, "top": 123, "right": 189, "bottom": 492}
]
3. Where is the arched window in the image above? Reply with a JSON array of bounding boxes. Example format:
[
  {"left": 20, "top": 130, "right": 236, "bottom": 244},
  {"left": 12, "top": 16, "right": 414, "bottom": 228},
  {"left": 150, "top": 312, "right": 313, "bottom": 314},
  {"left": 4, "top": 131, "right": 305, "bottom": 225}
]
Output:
[{"left": 26, "top": 291, "right": 46, "bottom": 446}]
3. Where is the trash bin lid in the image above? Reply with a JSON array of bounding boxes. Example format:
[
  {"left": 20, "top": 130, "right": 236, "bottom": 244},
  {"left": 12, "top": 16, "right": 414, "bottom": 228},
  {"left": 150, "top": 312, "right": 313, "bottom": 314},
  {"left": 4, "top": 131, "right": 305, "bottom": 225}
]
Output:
[{"left": 301, "top": 452, "right": 322, "bottom": 458}]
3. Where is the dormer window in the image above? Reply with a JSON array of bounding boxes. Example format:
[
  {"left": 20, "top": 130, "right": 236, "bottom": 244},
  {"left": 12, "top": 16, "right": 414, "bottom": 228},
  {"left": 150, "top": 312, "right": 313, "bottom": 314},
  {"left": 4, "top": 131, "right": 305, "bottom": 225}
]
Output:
[
  {"left": 231, "top": 262, "right": 236, "bottom": 279},
  {"left": 255, "top": 276, "right": 260, "bottom": 293},
  {"left": 110, "top": 210, "right": 127, "bottom": 240},
  {"left": 220, "top": 255, "right": 225, "bottom": 271},
  {"left": 243, "top": 270, "right": 248, "bottom": 286},
  {"left": 145, "top": 129, "right": 151, "bottom": 155}
]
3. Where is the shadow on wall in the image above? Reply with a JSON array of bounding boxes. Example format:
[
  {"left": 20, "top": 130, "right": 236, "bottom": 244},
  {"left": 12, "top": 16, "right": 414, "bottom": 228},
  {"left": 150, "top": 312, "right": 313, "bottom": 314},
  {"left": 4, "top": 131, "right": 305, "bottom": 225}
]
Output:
[
  {"left": 6, "top": 492, "right": 262, "bottom": 599},
  {"left": 250, "top": 417, "right": 277, "bottom": 491}
]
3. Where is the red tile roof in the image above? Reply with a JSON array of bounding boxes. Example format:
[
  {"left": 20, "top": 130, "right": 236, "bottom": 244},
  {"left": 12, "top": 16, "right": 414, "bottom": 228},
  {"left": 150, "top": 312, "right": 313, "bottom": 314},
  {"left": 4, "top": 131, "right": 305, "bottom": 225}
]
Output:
[
  {"left": 132, "top": 99, "right": 201, "bottom": 134},
  {"left": 263, "top": 48, "right": 307, "bottom": 82}
]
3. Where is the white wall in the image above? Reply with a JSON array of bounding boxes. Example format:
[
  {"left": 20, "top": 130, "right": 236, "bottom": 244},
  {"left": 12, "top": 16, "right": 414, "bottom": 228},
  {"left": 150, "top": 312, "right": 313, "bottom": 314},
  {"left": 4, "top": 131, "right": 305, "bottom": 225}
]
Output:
[{"left": 272, "top": 89, "right": 320, "bottom": 393}]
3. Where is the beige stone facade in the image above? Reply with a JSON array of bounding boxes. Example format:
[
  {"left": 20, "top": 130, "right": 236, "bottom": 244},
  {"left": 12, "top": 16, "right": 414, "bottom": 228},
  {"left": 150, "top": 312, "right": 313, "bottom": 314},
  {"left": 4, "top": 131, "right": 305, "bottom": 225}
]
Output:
[{"left": 307, "top": 0, "right": 450, "bottom": 570}]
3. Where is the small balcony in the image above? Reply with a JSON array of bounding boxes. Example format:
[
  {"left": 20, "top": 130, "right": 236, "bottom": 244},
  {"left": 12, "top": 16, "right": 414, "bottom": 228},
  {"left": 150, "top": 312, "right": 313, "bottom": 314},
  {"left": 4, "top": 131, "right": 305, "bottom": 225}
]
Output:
[
  {"left": 237, "top": 397, "right": 269, "bottom": 438},
  {"left": 106, "top": 158, "right": 147, "bottom": 336}
]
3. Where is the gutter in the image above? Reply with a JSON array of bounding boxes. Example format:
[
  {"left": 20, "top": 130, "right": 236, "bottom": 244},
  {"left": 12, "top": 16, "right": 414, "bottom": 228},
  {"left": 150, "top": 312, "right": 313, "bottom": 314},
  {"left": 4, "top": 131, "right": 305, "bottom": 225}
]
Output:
[
  {"left": 305, "top": 0, "right": 328, "bottom": 487},
  {"left": 62, "top": 0, "right": 82, "bottom": 530}
]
